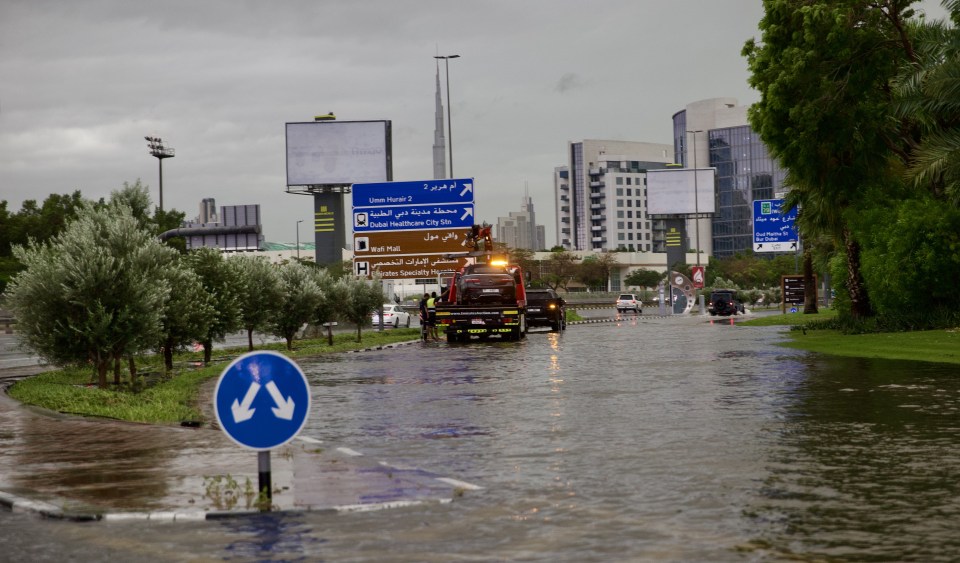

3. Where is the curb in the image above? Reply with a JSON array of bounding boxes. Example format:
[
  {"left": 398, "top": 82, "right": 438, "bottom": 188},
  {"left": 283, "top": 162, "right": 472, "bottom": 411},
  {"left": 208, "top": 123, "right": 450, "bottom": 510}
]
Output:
[{"left": 344, "top": 339, "right": 423, "bottom": 353}]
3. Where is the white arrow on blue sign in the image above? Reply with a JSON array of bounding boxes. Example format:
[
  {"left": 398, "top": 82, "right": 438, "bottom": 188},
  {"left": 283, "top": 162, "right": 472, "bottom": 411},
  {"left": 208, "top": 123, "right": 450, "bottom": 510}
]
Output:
[
  {"left": 214, "top": 351, "right": 311, "bottom": 451},
  {"left": 353, "top": 203, "right": 474, "bottom": 232},
  {"left": 352, "top": 178, "right": 474, "bottom": 207},
  {"left": 753, "top": 199, "right": 798, "bottom": 253}
]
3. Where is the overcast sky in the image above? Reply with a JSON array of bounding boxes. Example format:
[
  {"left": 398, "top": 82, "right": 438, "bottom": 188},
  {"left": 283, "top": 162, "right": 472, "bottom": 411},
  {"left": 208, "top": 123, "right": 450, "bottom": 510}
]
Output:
[{"left": 0, "top": 1, "right": 950, "bottom": 248}]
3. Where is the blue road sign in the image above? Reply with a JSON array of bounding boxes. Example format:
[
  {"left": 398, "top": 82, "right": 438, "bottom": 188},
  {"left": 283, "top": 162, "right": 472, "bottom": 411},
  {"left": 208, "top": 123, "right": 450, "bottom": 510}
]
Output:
[
  {"left": 214, "top": 351, "right": 311, "bottom": 451},
  {"left": 352, "top": 178, "right": 475, "bottom": 207},
  {"left": 353, "top": 203, "right": 475, "bottom": 232},
  {"left": 753, "top": 199, "right": 798, "bottom": 253}
]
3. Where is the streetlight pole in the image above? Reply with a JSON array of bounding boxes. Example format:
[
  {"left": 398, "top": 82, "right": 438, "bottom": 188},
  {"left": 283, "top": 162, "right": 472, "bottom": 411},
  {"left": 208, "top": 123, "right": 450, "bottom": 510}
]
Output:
[
  {"left": 687, "top": 129, "right": 705, "bottom": 314},
  {"left": 434, "top": 54, "right": 460, "bottom": 178},
  {"left": 145, "top": 136, "right": 175, "bottom": 212},
  {"left": 686, "top": 130, "right": 704, "bottom": 267},
  {"left": 296, "top": 220, "right": 303, "bottom": 260}
]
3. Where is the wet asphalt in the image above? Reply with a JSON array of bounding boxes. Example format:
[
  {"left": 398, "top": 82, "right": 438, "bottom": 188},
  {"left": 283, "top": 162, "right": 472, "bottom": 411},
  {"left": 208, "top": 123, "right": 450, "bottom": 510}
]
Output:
[{"left": 0, "top": 332, "right": 472, "bottom": 521}]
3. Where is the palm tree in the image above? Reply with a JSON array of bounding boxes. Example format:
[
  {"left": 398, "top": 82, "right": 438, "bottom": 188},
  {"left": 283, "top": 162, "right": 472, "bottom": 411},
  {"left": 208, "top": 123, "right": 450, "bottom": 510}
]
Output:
[{"left": 894, "top": 15, "right": 960, "bottom": 206}]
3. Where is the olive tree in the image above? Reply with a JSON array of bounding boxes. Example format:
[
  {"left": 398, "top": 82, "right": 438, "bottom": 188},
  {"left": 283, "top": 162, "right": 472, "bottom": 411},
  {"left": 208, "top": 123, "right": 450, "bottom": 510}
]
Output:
[
  {"left": 157, "top": 258, "right": 215, "bottom": 371},
  {"left": 339, "top": 275, "right": 386, "bottom": 342},
  {"left": 230, "top": 254, "right": 283, "bottom": 351},
  {"left": 6, "top": 203, "right": 171, "bottom": 388},
  {"left": 271, "top": 262, "right": 323, "bottom": 350},
  {"left": 182, "top": 248, "right": 243, "bottom": 364},
  {"left": 311, "top": 269, "right": 346, "bottom": 345}
]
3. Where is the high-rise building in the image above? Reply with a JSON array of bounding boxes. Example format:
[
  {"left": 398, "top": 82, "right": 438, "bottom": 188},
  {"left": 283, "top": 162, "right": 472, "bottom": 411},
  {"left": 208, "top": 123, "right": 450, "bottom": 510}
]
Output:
[
  {"left": 673, "top": 98, "right": 788, "bottom": 258},
  {"left": 432, "top": 62, "right": 447, "bottom": 180},
  {"left": 496, "top": 193, "right": 546, "bottom": 251},
  {"left": 199, "top": 198, "right": 217, "bottom": 224},
  {"left": 554, "top": 140, "right": 672, "bottom": 252}
]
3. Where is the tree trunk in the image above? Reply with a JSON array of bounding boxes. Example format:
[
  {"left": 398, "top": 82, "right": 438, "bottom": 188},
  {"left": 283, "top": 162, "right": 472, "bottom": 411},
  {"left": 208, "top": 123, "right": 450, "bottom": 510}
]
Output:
[
  {"left": 113, "top": 354, "right": 121, "bottom": 386},
  {"left": 802, "top": 247, "right": 819, "bottom": 314},
  {"left": 285, "top": 335, "right": 293, "bottom": 351},
  {"left": 843, "top": 228, "right": 872, "bottom": 319},
  {"left": 247, "top": 328, "right": 254, "bottom": 351},
  {"left": 327, "top": 324, "right": 334, "bottom": 346},
  {"left": 203, "top": 339, "right": 213, "bottom": 364},
  {"left": 163, "top": 337, "right": 175, "bottom": 372},
  {"left": 356, "top": 324, "right": 362, "bottom": 343},
  {"left": 127, "top": 355, "right": 137, "bottom": 383},
  {"left": 97, "top": 359, "right": 109, "bottom": 389}
]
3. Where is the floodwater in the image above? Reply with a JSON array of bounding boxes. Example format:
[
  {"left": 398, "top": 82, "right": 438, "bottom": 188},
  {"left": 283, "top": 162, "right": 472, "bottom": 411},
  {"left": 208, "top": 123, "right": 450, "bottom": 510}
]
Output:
[{"left": 2, "top": 315, "right": 960, "bottom": 561}]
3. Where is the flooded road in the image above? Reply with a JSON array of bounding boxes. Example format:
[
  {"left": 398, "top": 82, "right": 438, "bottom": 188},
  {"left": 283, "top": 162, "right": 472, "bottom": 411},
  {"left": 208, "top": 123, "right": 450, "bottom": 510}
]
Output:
[{"left": 2, "top": 315, "right": 959, "bottom": 561}]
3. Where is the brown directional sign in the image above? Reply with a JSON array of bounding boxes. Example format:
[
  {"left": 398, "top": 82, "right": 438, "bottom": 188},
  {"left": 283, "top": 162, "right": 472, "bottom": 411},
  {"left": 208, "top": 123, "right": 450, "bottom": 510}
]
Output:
[
  {"left": 781, "top": 274, "right": 817, "bottom": 312},
  {"left": 354, "top": 255, "right": 471, "bottom": 280},
  {"left": 352, "top": 228, "right": 471, "bottom": 256}
]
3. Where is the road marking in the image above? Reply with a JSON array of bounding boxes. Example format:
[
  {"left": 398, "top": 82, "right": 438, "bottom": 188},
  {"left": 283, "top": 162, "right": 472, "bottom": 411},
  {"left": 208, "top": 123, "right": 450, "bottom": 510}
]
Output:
[
  {"left": 336, "top": 447, "right": 363, "bottom": 457},
  {"left": 297, "top": 436, "right": 323, "bottom": 444},
  {"left": 435, "top": 477, "right": 483, "bottom": 490}
]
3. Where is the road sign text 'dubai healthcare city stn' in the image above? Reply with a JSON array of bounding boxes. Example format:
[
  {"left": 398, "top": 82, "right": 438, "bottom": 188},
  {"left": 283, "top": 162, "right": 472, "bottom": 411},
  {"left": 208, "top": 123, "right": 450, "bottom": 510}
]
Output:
[{"left": 214, "top": 351, "right": 311, "bottom": 451}]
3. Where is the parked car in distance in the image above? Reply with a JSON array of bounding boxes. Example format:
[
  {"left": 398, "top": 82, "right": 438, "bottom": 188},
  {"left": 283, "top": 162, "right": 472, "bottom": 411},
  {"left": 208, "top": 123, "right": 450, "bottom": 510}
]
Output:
[
  {"left": 371, "top": 304, "right": 411, "bottom": 328},
  {"left": 525, "top": 288, "right": 566, "bottom": 332},
  {"left": 708, "top": 289, "right": 744, "bottom": 316},
  {"left": 615, "top": 293, "right": 642, "bottom": 314}
]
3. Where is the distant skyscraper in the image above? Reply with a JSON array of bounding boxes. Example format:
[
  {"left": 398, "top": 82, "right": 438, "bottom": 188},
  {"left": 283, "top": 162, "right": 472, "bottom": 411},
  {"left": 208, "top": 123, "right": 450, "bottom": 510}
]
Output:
[
  {"left": 496, "top": 191, "right": 546, "bottom": 251},
  {"left": 199, "top": 198, "right": 217, "bottom": 224},
  {"left": 432, "top": 62, "right": 447, "bottom": 179}
]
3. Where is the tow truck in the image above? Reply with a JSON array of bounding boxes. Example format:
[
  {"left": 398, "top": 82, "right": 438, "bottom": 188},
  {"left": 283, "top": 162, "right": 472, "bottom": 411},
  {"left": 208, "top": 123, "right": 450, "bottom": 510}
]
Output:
[{"left": 434, "top": 225, "right": 527, "bottom": 342}]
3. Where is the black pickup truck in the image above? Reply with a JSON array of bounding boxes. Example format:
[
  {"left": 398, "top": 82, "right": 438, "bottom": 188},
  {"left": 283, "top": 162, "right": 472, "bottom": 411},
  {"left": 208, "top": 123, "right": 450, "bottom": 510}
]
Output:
[{"left": 525, "top": 288, "right": 566, "bottom": 332}]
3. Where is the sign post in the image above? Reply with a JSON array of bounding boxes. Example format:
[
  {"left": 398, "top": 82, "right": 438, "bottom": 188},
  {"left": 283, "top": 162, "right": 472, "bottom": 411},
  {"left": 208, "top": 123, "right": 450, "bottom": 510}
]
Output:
[
  {"left": 213, "top": 351, "right": 311, "bottom": 509},
  {"left": 781, "top": 274, "right": 816, "bottom": 314}
]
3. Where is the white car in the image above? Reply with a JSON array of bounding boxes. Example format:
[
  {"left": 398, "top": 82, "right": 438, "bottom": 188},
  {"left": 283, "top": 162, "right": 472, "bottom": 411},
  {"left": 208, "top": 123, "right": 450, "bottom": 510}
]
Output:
[
  {"left": 371, "top": 304, "right": 411, "bottom": 328},
  {"left": 615, "top": 293, "right": 642, "bottom": 314}
]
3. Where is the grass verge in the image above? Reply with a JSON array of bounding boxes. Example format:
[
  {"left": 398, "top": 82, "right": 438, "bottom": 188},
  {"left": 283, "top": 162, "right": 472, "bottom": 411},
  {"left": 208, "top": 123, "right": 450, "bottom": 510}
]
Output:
[
  {"left": 740, "top": 310, "right": 960, "bottom": 365},
  {"left": 7, "top": 329, "right": 421, "bottom": 425},
  {"left": 777, "top": 328, "right": 960, "bottom": 364}
]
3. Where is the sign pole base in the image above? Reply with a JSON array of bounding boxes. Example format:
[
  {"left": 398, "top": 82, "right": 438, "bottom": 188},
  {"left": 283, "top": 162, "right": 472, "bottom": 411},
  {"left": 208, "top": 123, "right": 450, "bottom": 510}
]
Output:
[{"left": 258, "top": 451, "right": 272, "bottom": 510}]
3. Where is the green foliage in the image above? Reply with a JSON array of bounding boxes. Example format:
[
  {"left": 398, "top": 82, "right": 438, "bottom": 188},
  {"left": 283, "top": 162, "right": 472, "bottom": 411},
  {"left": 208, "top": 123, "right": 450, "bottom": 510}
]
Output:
[
  {"left": 339, "top": 275, "right": 386, "bottom": 342},
  {"left": 541, "top": 250, "right": 579, "bottom": 291},
  {"left": 230, "top": 254, "right": 283, "bottom": 350},
  {"left": 854, "top": 196, "right": 960, "bottom": 320},
  {"left": 182, "top": 248, "right": 244, "bottom": 356},
  {"left": 272, "top": 262, "right": 324, "bottom": 350},
  {"left": 576, "top": 252, "right": 619, "bottom": 291},
  {"left": 623, "top": 268, "right": 663, "bottom": 289},
  {"left": 6, "top": 203, "right": 172, "bottom": 387},
  {"left": 311, "top": 269, "right": 345, "bottom": 336},
  {"left": 8, "top": 363, "right": 207, "bottom": 422},
  {"left": 706, "top": 253, "right": 798, "bottom": 289},
  {"left": 744, "top": 0, "right": 923, "bottom": 319},
  {"left": 156, "top": 257, "right": 216, "bottom": 371},
  {"left": 8, "top": 329, "right": 421, "bottom": 424}
]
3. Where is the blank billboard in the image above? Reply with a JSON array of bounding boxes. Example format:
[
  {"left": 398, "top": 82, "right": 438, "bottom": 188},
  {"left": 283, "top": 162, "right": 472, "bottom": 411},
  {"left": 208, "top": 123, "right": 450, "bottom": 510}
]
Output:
[
  {"left": 285, "top": 120, "right": 391, "bottom": 186},
  {"left": 646, "top": 168, "right": 716, "bottom": 215}
]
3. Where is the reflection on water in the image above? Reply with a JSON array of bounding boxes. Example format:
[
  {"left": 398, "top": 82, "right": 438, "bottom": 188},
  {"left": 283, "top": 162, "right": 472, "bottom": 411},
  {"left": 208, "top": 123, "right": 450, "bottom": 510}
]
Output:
[
  {"left": 746, "top": 356, "right": 960, "bottom": 561},
  {"left": 2, "top": 319, "right": 959, "bottom": 561}
]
